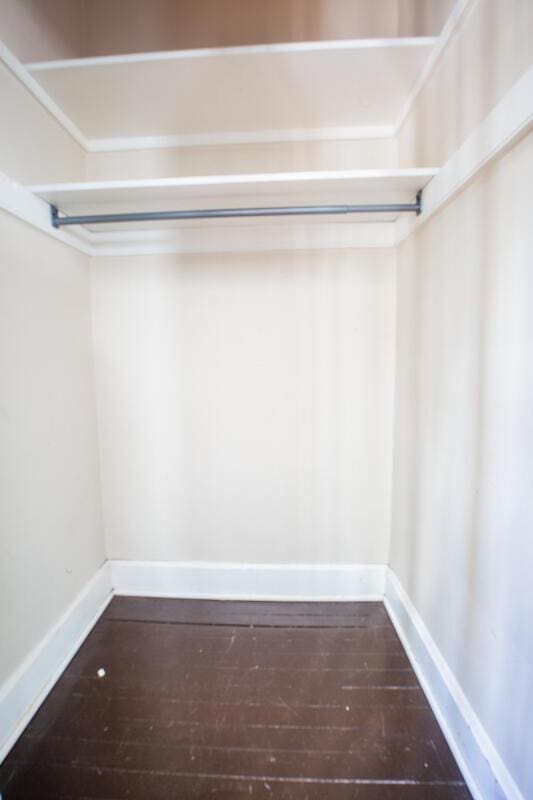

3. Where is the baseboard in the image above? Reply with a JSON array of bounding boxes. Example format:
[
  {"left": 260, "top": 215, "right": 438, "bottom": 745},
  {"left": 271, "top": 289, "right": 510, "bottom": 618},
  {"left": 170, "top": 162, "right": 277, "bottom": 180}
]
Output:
[
  {"left": 0, "top": 562, "right": 113, "bottom": 764},
  {"left": 384, "top": 567, "right": 523, "bottom": 800},
  {"left": 110, "top": 560, "right": 386, "bottom": 601}
]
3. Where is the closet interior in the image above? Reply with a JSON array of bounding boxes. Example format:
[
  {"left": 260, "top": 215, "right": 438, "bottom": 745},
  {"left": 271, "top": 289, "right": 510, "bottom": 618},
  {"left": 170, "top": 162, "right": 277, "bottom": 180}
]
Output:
[{"left": 0, "top": 1, "right": 531, "bottom": 799}]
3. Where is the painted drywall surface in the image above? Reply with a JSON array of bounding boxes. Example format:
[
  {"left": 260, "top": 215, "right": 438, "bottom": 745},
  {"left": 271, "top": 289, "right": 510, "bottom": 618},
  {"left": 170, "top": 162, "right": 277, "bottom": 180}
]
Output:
[
  {"left": 397, "top": 0, "right": 455, "bottom": 37},
  {"left": 83, "top": 0, "right": 431, "bottom": 58},
  {"left": 0, "top": 211, "right": 105, "bottom": 687},
  {"left": 0, "top": 0, "right": 85, "bottom": 62},
  {"left": 0, "top": 0, "right": 453, "bottom": 64},
  {"left": 91, "top": 249, "right": 396, "bottom": 564},
  {"left": 86, "top": 138, "right": 399, "bottom": 182},
  {"left": 390, "top": 133, "right": 533, "bottom": 797},
  {"left": 398, "top": 0, "right": 533, "bottom": 167},
  {"left": 0, "top": 62, "right": 86, "bottom": 184},
  {"left": 0, "top": 0, "right": 453, "bottom": 65}
]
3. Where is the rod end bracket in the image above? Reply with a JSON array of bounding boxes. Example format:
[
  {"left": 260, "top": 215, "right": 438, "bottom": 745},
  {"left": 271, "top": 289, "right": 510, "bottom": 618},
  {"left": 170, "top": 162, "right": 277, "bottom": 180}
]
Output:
[
  {"left": 50, "top": 205, "right": 60, "bottom": 228},
  {"left": 415, "top": 190, "right": 423, "bottom": 216}
]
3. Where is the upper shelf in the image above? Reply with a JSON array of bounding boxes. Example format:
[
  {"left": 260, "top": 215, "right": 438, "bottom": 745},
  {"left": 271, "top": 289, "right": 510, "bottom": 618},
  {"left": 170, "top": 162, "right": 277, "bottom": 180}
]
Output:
[
  {"left": 25, "top": 38, "right": 437, "bottom": 143},
  {"left": 28, "top": 169, "right": 438, "bottom": 229}
]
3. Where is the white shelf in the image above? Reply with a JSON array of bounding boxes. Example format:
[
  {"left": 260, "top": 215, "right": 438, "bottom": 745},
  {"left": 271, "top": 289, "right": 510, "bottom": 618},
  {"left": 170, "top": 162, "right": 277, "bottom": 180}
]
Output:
[
  {"left": 25, "top": 38, "right": 436, "bottom": 143},
  {"left": 29, "top": 169, "right": 438, "bottom": 229}
]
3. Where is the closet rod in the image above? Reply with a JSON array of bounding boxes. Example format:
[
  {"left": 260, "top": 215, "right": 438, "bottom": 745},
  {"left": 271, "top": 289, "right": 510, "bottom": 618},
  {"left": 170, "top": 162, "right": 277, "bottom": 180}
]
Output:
[{"left": 51, "top": 192, "right": 422, "bottom": 227}]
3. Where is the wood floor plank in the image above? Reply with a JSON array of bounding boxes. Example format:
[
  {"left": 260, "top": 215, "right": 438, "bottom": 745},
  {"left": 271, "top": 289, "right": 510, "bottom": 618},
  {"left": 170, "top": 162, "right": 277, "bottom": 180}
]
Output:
[
  {"left": 22, "top": 684, "right": 431, "bottom": 725},
  {"left": 22, "top": 701, "right": 452, "bottom": 751},
  {"left": 64, "top": 663, "right": 419, "bottom": 689},
  {"left": 68, "top": 651, "right": 413, "bottom": 674},
  {"left": 18, "top": 713, "right": 453, "bottom": 757},
  {"left": 8, "top": 735, "right": 463, "bottom": 782},
  {"left": 84, "top": 617, "right": 402, "bottom": 640},
  {"left": 64, "top": 619, "right": 406, "bottom": 657},
  {"left": 103, "top": 597, "right": 390, "bottom": 627},
  {"left": 0, "top": 763, "right": 473, "bottom": 800},
  {"left": 0, "top": 599, "right": 471, "bottom": 799}
]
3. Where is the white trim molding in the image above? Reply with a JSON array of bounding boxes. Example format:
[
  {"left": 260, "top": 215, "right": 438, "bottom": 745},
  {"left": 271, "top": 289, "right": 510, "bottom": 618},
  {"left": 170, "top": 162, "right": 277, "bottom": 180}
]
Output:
[
  {"left": 28, "top": 167, "right": 438, "bottom": 196},
  {"left": 384, "top": 568, "right": 524, "bottom": 800},
  {"left": 394, "top": 0, "right": 477, "bottom": 136},
  {"left": 396, "top": 66, "right": 533, "bottom": 245},
  {"left": 110, "top": 560, "right": 386, "bottom": 601},
  {"left": 26, "top": 37, "right": 437, "bottom": 72},
  {"left": 0, "top": 40, "right": 88, "bottom": 149},
  {"left": 0, "top": 171, "right": 91, "bottom": 255},
  {"left": 0, "top": 563, "right": 113, "bottom": 764},
  {"left": 88, "top": 126, "right": 396, "bottom": 152}
]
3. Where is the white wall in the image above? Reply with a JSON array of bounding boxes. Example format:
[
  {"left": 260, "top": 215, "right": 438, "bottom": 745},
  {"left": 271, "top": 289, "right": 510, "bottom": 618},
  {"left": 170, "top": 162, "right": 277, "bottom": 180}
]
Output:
[
  {"left": 84, "top": 0, "right": 446, "bottom": 57},
  {"left": 86, "top": 138, "right": 398, "bottom": 182},
  {"left": 0, "top": 0, "right": 452, "bottom": 64},
  {"left": 397, "top": 0, "right": 454, "bottom": 37},
  {"left": 0, "top": 211, "right": 106, "bottom": 688},
  {"left": 390, "top": 1, "right": 533, "bottom": 795},
  {"left": 0, "top": 0, "right": 85, "bottom": 62},
  {"left": 91, "top": 248, "right": 396, "bottom": 564},
  {"left": 391, "top": 132, "right": 533, "bottom": 799},
  {"left": 398, "top": 0, "right": 533, "bottom": 167}
]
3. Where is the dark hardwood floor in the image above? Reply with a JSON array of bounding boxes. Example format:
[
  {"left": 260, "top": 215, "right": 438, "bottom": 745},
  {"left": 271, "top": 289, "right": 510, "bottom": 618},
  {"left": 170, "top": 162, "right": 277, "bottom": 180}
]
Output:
[{"left": 0, "top": 598, "right": 471, "bottom": 799}]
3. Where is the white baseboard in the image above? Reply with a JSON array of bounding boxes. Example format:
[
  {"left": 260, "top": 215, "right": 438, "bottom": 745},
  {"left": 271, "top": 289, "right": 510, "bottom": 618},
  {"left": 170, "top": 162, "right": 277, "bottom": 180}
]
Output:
[
  {"left": 0, "top": 563, "right": 113, "bottom": 764},
  {"left": 110, "top": 560, "right": 386, "bottom": 601},
  {"left": 384, "top": 567, "right": 523, "bottom": 800}
]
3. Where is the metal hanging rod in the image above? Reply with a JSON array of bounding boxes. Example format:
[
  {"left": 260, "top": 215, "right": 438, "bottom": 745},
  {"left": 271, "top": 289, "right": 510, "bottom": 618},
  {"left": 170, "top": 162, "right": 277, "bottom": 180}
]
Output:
[{"left": 50, "top": 191, "right": 422, "bottom": 228}]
